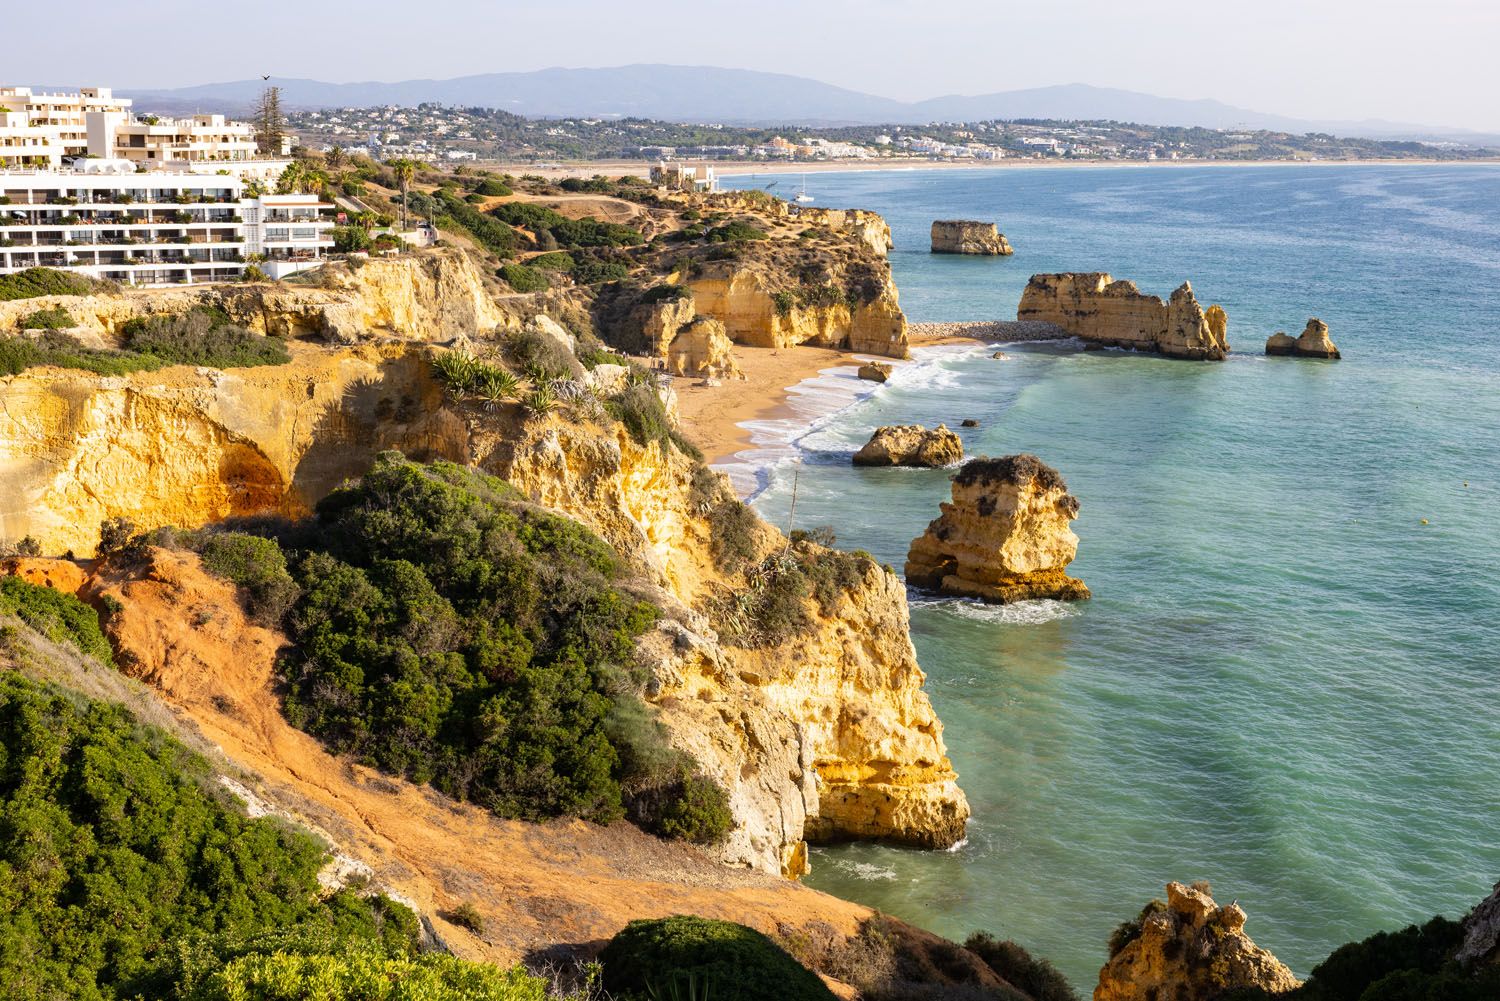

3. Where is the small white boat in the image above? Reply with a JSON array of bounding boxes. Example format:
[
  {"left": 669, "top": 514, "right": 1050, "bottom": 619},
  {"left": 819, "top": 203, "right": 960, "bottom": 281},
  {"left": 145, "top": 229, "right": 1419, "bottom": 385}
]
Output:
[{"left": 793, "top": 174, "right": 814, "bottom": 203}]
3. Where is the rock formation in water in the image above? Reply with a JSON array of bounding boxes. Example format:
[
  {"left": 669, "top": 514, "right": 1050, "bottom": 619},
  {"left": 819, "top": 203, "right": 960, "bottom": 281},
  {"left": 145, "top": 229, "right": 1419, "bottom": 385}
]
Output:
[
  {"left": 852, "top": 425, "right": 964, "bottom": 468},
  {"left": 905, "top": 454, "right": 1090, "bottom": 603},
  {"left": 1093, "top": 882, "right": 1301, "bottom": 1001},
  {"left": 931, "top": 220, "right": 1014, "bottom": 256},
  {"left": 857, "top": 362, "right": 892, "bottom": 382},
  {"left": 1017, "top": 272, "right": 1229, "bottom": 360},
  {"left": 1267, "top": 318, "right": 1340, "bottom": 359}
]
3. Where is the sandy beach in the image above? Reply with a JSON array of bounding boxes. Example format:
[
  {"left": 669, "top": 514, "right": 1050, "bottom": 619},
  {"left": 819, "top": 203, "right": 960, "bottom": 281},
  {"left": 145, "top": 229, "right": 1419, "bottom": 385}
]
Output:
[
  {"left": 489, "top": 156, "right": 1495, "bottom": 182},
  {"left": 674, "top": 323, "right": 1053, "bottom": 468}
]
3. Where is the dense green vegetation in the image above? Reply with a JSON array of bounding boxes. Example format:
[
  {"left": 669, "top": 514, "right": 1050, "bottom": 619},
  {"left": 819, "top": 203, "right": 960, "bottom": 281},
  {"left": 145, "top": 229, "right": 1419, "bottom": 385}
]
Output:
[
  {"left": 965, "top": 933, "right": 1078, "bottom": 1001},
  {"left": 0, "top": 672, "right": 457, "bottom": 1000},
  {"left": 185, "top": 949, "right": 548, "bottom": 1001},
  {"left": 0, "top": 267, "right": 102, "bottom": 301},
  {"left": 18, "top": 306, "right": 75, "bottom": 330},
  {"left": 705, "top": 221, "right": 768, "bottom": 243},
  {"left": 0, "top": 306, "right": 290, "bottom": 376},
  {"left": 432, "top": 188, "right": 522, "bottom": 257},
  {"left": 599, "top": 916, "right": 837, "bottom": 1001},
  {"left": 498, "top": 262, "right": 549, "bottom": 292},
  {"left": 490, "top": 202, "right": 644, "bottom": 250},
  {"left": 1220, "top": 914, "right": 1500, "bottom": 1001},
  {"left": 0, "top": 577, "right": 113, "bottom": 665},
  {"left": 195, "top": 454, "right": 726, "bottom": 838},
  {"left": 570, "top": 258, "right": 631, "bottom": 285}
]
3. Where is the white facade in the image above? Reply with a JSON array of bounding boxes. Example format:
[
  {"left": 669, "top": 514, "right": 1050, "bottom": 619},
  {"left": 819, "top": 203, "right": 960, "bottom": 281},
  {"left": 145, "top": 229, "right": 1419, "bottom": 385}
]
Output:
[
  {"left": 0, "top": 85, "right": 290, "bottom": 179},
  {"left": 0, "top": 168, "right": 334, "bottom": 286}
]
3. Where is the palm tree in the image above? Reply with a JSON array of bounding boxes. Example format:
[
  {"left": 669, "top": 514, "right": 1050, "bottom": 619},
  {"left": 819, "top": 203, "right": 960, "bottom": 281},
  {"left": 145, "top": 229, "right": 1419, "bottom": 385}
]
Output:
[
  {"left": 326, "top": 145, "right": 346, "bottom": 171},
  {"left": 275, "top": 160, "right": 307, "bottom": 195},
  {"left": 388, "top": 158, "right": 419, "bottom": 231}
]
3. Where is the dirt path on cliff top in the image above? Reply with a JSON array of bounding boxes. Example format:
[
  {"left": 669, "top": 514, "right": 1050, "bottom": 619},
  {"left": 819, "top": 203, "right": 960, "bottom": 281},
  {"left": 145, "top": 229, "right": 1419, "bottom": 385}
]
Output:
[{"left": 77, "top": 549, "right": 870, "bottom": 965}]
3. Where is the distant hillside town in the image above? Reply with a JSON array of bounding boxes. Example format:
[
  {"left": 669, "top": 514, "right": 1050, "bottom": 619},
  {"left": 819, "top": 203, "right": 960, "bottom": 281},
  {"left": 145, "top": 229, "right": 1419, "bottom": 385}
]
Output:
[{"left": 283, "top": 102, "right": 1498, "bottom": 164}]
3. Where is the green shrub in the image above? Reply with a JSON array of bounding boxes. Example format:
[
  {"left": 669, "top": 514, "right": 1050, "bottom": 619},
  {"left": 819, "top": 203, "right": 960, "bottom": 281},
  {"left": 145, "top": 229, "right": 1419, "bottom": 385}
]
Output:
[
  {"left": 638, "top": 283, "right": 693, "bottom": 305},
  {"left": 498, "top": 262, "right": 549, "bottom": 292},
  {"left": 182, "top": 948, "right": 547, "bottom": 1001},
  {"left": 0, "top": 331, "right": 165, "bottom": 377},
  {"left": 601, "top": 916, "right": 836, "bottom": 1001},
  {"left": 0, "top": 267, "right": 100, "bottom": 301},
  {"left": 1298, "top": 916, "right": 1467, "bottom": 1001},
  {"left": 705, "top": 221, "right": 768, "bottom": 243},
  {"left": 705, "top": 499, "right": 762, "bottom": 570},
  {"left": 447, "top": 901, "right": 486, "bottom": 935},
  {"left": 475, "top": 177, "right": 513, "bottom": 197},
  {"left": 197, "top": 531, "right": 301, "bottom": 627},
  {"left": 332, "top": 224, "right": 372, "bottom": 252},
  {"left": 655, "top": 772, "right": 733, "bottom": 843},
  {"left": 490, "top": 203, "right": 643, "bottom": 249},
  {"left": 771, "top": 290, "right": 796, "bottom": 317},
  {"left": 242, "top": 264, "right": 269, "bottom": 283},
  {"left": 119, "top": 307, "right": 291, "bottom": 368},
  {"left": 0, "top": 576, "right": 112, "bottom": 665},
  {"left": 0, "top": 673, "right": 424, "bottom": 1000},
  {"left": 965, "top": 933, "right": 1078, "bottom": 1001},
  {"left": 530, "top": 251, "right": 575, "bottom": 271},
  {"left": 606, "top": 384, "right": 674, "bottom": 449},
  {"left": 506, "top": 326, "right": 575, "bottom": 381},
  {"left": 571, "top": 258, "right": 630, "bottom": 285},
  {"left": 18, "top": 306, "right": 75, "bottom": 329}
]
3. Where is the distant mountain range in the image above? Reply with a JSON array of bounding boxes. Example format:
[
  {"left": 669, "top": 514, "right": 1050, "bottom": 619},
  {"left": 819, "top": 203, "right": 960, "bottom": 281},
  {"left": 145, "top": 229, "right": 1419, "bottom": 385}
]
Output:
[{"left": 123, "top": 65, "right": 1499, "bottom": 144}]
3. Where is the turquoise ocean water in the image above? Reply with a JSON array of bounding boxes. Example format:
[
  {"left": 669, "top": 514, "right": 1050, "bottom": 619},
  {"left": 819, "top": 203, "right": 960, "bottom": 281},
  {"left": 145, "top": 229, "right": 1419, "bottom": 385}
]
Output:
[{"left": 720, "top": 165, "right": 1500, "bottom": 986}]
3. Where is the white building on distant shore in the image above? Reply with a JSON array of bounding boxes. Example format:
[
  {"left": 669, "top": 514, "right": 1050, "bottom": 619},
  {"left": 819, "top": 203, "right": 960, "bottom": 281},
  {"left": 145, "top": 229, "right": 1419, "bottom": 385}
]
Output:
[
  {"left": 0, "top": 86, "right": 291, "bottom": 180},
  {"left": 651, "top": 160, "right": 719, "bottom": 193},
  {"left": 0, "top": 165, "right": 334, "bottom": 285}
]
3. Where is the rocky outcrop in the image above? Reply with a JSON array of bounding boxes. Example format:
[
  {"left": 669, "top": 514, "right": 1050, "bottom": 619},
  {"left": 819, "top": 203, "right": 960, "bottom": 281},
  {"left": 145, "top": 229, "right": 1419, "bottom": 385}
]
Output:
[
  {"left": 481, "top": 421, "right": 969, "bottom": 874},
  {"left": 666, "top": 316, "right": 742, "bottom": 380},
  {"left": 1018, "top": 273, "right": 1229, "bottom": 361},
  {"left": 1459, "top": 882, "right": 1500, "bottom": 968},
  {"left": 1094, "top": 882, "right": 1301, "bottom": 1001},
  {"left": 857, "top": 362, "right": 892, "bottom": 383},
  {"left": 687, "top": 267, "right": 909, "bottom": 359},
  {"left": 852, "top": 425, "right": 963, "bottom": 468},
  {"left": 905, "top": 454, "right": 1090, "bottom": 604},
  {"left": 0, "top": 343, "right": 465, "bottom": 556},
  {"left": 931, "top": 220, "right": 1013, "bottom": 256},
  {"left": 1267, "top": 318, "right": 1340, "bottom": 359}
]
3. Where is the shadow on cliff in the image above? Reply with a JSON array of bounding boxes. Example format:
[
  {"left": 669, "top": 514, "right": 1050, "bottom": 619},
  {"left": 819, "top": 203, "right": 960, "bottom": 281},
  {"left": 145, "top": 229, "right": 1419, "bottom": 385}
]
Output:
[{"left": 288, "top": 353, "right": 469, "bottom": 509}]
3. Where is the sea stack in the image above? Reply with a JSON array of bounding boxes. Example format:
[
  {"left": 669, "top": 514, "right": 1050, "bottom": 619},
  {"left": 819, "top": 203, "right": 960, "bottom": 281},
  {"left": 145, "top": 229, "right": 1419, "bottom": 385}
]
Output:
[
  {"left": 1093, "top": 882, "right": 1301, "bottom": 1001},
  {"left": 1017, "top": 273, "right": 1229, "bottom": 361},
  {"left": 857, "top": 362, "right": 893, "bottom": 382},
  {"left": 1267, "top": 318, "right": 1340, "bottom": 359},
  {"left": 905, "top": 454, "right": 1090, "bottom": 603},
  {"left": 931, "top": 220, "right": 1014, "bottom": 256},
  {"left": 853, "top": 425, "right": 963, "bottom": 467}
]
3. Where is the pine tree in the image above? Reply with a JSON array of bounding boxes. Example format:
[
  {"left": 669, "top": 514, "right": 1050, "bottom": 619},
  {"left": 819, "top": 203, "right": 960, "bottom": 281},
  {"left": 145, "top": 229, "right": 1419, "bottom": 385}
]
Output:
[{"left": 252, "top": 86, "right": 285, "bottom": 156}]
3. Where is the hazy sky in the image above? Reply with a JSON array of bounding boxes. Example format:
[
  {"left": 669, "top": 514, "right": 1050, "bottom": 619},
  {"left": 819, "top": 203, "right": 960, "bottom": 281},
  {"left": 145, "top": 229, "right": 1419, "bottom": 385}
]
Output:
[{"left": 11, "top": 0, "right": 1500, "bottom": 130}]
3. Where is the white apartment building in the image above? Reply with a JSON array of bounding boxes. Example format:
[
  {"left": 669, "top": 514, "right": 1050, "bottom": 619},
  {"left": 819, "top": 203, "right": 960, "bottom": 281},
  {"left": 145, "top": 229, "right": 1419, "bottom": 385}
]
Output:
[
  {"left": 0, "top": 86, "right": 290, "bottom": 179},
  {"left": 0, "top": 163, "right": 334, "bottom": 285}
]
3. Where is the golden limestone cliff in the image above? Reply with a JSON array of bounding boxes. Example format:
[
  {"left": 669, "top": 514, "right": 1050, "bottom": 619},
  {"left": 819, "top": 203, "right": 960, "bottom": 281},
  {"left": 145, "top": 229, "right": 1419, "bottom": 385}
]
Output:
[
  {"left": 1094, "top": 882, "right": 1301, "bottom": 1001},
  {"left": 906, "top": 454, "right": 1090, "bottom": 604},
  {"left": 0, "top": 344, "right": 466, "bottom": 555},
  {"left": 0, "top": 250, "right": 509, "bottom": 345},
  {"left": 687, "top": 265, "right": 909, "bottom": 358},
  {"left": 1018, "top": 272, "right": 1229, "bottom": 360},
  {"left": 480, "top": 418, "right": 969, "bottom": 876}
]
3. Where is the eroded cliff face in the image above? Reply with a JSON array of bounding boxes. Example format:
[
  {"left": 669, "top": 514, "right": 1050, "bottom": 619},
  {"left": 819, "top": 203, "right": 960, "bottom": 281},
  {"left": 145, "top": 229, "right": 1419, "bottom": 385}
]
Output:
[
  {"left": 0, "top": 343, "right": 466, "bottom": 555},
  {"left": 1093, "top": 882, "right": 1300, "bottom": 1001},
  {"left": 0, "top": 250, "right": 508, "bottom": 346},
  {"left": 480, "top": 418, "right": 969, "bottom": 875},
  {"left": 906, "top": 454, "right": 1090, "bottom": 604},
  {"left": 1018, "top": 273, "right": 1229, "bottom": 361},
  {"left": 853, "top": 424, "right": 964, "bottom": 468},
  {"left": 687, "top": 266, "right": 909, "bottom": 358}
]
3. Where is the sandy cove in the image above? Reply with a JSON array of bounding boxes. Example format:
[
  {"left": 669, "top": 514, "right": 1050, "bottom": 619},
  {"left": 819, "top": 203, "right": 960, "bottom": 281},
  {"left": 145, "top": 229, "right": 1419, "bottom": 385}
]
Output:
[{"left": 674, "top": 322, "right": 1057, "bottom": 469}]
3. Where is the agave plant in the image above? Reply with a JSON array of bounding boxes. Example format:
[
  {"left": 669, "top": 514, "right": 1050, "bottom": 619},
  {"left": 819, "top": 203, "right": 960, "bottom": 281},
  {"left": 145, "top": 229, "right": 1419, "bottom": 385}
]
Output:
[
  {"left": 523, "top": 384, "right": 558, "bottom": 417},
  {"left": 476, "top": 369, "right": 520, "bottom": 409},
  {"left": 432, "top": 350, "right": 480, "bottom": 397},
  {"left": 646, "top": 972, "right": 714, "bottom": 1001}
]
